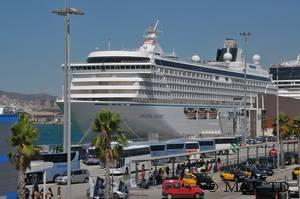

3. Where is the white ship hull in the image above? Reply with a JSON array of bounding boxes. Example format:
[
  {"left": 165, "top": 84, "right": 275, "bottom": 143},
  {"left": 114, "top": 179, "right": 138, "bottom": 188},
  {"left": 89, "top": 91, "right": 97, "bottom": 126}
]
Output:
[{"left": 58, "top": 100, "right": 235, "bottom": 139}]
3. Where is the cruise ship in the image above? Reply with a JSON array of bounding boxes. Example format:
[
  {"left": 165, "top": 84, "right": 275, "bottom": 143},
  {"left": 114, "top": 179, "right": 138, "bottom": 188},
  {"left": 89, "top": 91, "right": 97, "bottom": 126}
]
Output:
[
  {"left": 269, "top": 54, "right": 300, "bottom": 99},
  {"left": 57, "top": 21, "right": 276, "bottom": 139}
]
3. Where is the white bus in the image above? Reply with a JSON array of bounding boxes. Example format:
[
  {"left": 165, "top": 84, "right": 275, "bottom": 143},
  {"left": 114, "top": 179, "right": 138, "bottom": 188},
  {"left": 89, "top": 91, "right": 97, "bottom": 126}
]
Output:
[
  {"left": 214, "top": 136, "right": 241, "bottom": 155},
  {"left": 110, "top": 145, "right": 151, "bottom": 175},
  {"left": 184, "top": 141, "right": 201, "bottom": 160},
  {"left": 25, "top": 152, "right": 80, "bottom": 183}
]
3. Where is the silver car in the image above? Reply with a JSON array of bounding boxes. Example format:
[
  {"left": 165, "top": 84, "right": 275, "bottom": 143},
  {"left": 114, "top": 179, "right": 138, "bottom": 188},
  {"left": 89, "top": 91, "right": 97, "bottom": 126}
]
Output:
[{"left": 55, "top": 169, "right": 89, "bottom": 184}]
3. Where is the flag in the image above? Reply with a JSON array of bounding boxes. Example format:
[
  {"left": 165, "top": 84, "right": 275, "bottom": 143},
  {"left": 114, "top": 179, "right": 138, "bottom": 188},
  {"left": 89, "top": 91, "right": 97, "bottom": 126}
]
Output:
[{"left": 93, "top": 177, "right": 104, "bottom": 198}]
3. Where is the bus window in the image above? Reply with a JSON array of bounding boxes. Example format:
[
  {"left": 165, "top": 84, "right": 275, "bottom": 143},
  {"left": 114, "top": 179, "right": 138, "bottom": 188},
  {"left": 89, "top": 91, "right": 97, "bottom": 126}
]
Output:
[
  {"left": 166, "top": 144, "right": 184, "bottom": 150},
  {"left": 150, "top": 145, "right": 165, "bottom": 152}
]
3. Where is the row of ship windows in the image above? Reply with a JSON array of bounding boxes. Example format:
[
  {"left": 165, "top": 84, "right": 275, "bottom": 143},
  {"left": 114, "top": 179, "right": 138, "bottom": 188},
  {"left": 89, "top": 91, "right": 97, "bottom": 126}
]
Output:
[
  {"left": 157, "top": 67, "right": 212, "bottom": 80},
  {"left": 151, "top": 75, "right": 261, "bottom": 90},
  {"left": 156, "top": 67, "right": 268, "bottom": 87},
  {"left": 139, "top": 82, "right": 244, "bottom": 94},
  {"left": 138, "top": 90, "right": 242, "bottom": 100},
  {"left": 70, "top": 65, "right": 154, "bottom": 71}
]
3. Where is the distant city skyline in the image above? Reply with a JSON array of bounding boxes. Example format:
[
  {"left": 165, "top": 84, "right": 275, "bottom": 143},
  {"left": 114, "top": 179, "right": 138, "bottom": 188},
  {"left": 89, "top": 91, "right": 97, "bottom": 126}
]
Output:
[{"left": 1, "top": 0, "right": 300, "bottom": 95}]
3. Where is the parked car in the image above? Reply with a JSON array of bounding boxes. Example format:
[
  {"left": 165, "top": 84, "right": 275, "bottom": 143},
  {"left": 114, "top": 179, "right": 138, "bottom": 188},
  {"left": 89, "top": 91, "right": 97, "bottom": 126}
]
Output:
[
  {"left": 55, "top": 169, "right": 89, "bottom": 184},
  {"left": 194, "top": 173, "right": 216, "bottom": 190},
  {"left": 287, "top": 180, "right": 299, "bottom": 198},
  {"left": 220, "top": 169, "right": 246, "bottom": 182},
  {"left": 240, "top": 178, "right": 263, "bottom": 195},
  {"left": 239, "top": 166, "right": 267, "bottom": 180},
  {"left": 284, "top": 152, "right": 298, "bottom": 165},
  {"left": 255, "top": 183, "right": 288, "bottom": 199},
  {"left": 162, "top": 179, "right": 204, "bottom": 199},
  {"left": 256, "top": 164, "right": 273, "bottom": 176},
  {"left": 182, "top": 173, "right": 197, "bottom": 187},
  {"left": 292, "top": 167, "right": 300, "bottom": 180}
]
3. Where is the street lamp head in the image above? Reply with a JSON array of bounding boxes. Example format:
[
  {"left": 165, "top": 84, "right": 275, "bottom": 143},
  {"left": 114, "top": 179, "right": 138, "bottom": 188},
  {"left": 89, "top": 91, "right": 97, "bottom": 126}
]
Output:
[{"left": 52, "top": 8, "right": 85, "bottom": 16}]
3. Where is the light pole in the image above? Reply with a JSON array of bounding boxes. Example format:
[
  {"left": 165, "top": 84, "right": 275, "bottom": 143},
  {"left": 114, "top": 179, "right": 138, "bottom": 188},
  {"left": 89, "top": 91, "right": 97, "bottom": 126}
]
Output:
[
  {"left": 275, "top": 65, "right": 284, "bottom": 169},
  {"left": 52, "top": 4, "right": 84, "bottom": 199},
  {"left": 240, "top": 32, "right": 252, "bottom": 145}
]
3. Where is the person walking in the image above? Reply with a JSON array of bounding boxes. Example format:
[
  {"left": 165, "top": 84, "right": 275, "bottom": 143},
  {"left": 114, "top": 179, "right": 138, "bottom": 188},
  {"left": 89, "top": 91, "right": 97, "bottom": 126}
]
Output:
[
  {"left": 57, "top": 187, "right": 62, "bottom": 199},
  {"left": 46, "top": 188, "right": 54, "bottom": 199},
  {"left": 165, "top": 166, "right": 170, "bottom": 178}
]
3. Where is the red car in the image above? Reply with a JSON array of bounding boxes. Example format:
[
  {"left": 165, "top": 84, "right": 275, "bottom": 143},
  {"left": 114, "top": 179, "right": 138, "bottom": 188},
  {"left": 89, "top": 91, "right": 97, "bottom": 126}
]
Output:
[{"left": 162, "top": 179, "right": 204, "bottom": 199}]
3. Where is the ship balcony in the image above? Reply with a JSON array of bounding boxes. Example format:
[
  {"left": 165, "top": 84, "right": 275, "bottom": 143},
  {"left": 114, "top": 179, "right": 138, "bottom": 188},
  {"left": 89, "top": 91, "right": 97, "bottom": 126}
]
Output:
[
  {"left": 70, "top": 93, "right": 139, "bottom": 98},
  {"left": 70, "top": 85, "right": 144, "bottom": 90},
  {"left": 72, "top": 77, "right": 146, "bottom": 83}
]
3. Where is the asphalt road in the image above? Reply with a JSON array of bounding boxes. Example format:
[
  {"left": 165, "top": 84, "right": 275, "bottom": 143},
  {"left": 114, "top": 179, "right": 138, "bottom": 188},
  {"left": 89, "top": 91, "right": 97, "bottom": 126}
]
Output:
[
  {"left": 27, "top": 142, "right": 298, "bottom": 199},
  {"left": 128, "top": 164, "right": 297, "bottom": 199}
]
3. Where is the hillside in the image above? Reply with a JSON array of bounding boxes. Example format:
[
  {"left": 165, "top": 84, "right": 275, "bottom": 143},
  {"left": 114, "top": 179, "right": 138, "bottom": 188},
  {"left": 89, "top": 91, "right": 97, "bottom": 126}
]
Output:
[{"left": 0, "top": 90, "right": 59, "bottom": 111}]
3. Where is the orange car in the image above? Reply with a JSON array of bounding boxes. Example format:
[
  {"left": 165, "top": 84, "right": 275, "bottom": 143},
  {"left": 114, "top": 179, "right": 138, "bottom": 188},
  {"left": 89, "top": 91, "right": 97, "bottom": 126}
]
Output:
[{"left": 182, "top": 173, "right": 197, "bottom": 187}]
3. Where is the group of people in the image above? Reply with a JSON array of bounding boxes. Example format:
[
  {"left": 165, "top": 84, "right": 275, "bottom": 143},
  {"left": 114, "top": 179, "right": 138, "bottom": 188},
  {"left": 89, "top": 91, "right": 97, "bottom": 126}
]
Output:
[
  {"left": 175, "top": 158, "right": 222, "bottom": 178},
  {"left": 138, "top": 157, "right": 222, "bottom": 187},
  {"left": 25, "top": 186, "right": 58, "bottom": 199}
]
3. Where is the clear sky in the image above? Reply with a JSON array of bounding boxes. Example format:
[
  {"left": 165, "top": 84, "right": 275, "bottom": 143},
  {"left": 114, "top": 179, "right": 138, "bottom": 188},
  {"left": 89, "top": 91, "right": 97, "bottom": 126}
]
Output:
[{"left": 1, "top": 0, "right": 300, "bottom": 96}]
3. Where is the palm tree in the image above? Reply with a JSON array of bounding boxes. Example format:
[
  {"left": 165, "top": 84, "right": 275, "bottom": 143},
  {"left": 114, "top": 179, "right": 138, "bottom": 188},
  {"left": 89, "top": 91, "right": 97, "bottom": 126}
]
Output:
[
  {"left": 92, "top": 109, "right": 127, "bottom": 199},
  {"left": 293, "top": 116, "right": 300, "bottom": 164},
  {"left": 272, "top": 113, "right": 292, "bottom": 139},
  {"left": 8, "top": 113, "right": 39, "bottom": 199}
]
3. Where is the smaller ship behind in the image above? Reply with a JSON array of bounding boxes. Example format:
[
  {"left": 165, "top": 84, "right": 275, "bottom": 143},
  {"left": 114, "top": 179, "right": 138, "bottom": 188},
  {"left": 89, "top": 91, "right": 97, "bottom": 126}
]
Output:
[{"left": 269, "top": 54, "right": 300, "bottom": 99}]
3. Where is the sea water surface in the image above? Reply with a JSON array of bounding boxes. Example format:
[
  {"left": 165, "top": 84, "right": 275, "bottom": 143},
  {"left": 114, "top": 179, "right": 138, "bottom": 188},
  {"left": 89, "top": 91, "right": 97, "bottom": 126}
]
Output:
[{"left": 35, "top": 124, "right": 83, "bottom": 145}]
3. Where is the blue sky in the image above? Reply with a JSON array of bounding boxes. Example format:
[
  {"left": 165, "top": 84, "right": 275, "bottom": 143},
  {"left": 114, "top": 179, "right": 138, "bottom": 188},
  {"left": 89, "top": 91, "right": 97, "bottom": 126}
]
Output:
[{"left": 1, "top": 0, "right": 300, "bottom": 96}]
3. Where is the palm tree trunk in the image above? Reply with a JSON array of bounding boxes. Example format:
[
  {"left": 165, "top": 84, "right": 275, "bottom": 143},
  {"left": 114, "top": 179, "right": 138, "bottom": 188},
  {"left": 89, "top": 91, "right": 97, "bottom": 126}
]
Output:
[
  {"left": 105, "top": 150, "right": 111, "bottom": 199},
  {"left": 18, "top": 170, "right": 25, "bottom": 199}
]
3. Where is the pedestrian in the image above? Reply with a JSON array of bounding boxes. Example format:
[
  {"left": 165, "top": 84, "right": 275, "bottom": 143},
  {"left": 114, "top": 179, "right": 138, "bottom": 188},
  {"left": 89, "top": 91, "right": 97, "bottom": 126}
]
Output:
[
  {"left": 32, "top": 186, "right": 40, "bottom": 199},
  {"left": 165, "top": 165, "right": 170, "bottom": 178},
  {"left": 40, "top": 189, "right": 43, "bottom": 199},
  {"left": 141, "top": 164, "right": 145, "bottom": 187},
  {"left": 46, "top": 188, "right": 53, "bottom": 199},
  {"left": 158, "top": 168, "right": 163, "bottom": 184},
  {"left": 57, "top": 186, "right": 62, "bottom": 199},
  {"left": 176, "top": 164, "right": 180, "bottom": 177}
]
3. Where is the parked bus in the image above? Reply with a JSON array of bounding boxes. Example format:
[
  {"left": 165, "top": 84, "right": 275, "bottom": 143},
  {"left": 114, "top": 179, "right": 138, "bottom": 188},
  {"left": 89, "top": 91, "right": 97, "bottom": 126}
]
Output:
[
  {"left": 25, "top": 152, "right": 80, "bottom": 183},
  {"left": 198, "top": 139, "right": 216, "bottom": 157},
  {"left": 80, "top": 145, "right": 100, "bottom": 165},
  {"left": 166, "top": 142, "right": 186, "bottom": 162},
  {"left": 184, "top": 141, "right": 201, "bottom": 160},
  {"left": 214, "top": 136, "right": 241, "bottom": 155},
  {"left": 110, "top": 145, "right": 151, "bottom": 176},
  {"left": 149, "top": 143, "right": 168, "bottom": 164}
]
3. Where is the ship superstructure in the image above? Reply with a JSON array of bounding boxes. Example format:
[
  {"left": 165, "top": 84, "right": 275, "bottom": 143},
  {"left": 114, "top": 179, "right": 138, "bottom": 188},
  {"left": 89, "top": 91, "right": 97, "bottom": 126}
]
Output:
[
  {"left": 269, "top": 54, "right": 300, "bottom": 99},
  {"left": 57, "top": 21, "right": 276, "bottom": 139}
]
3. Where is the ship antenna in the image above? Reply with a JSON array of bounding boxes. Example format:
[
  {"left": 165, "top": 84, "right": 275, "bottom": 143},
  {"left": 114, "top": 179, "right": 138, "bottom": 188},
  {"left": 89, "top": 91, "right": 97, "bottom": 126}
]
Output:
[
  {"left": 153, "top": 20, "right": 159, "bottom": 31},
  {"left": 108, "top": 38, "right": 111, "bottom": 50}
]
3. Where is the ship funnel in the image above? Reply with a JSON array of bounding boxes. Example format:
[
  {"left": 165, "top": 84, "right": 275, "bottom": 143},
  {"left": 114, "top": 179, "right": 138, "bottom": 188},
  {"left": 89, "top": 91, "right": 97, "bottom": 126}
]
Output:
[{"left": 224, "top": 38, "right": 238, "bottom": 48}]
